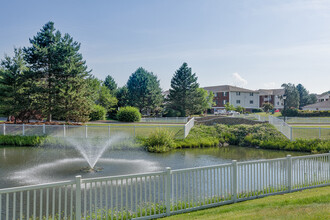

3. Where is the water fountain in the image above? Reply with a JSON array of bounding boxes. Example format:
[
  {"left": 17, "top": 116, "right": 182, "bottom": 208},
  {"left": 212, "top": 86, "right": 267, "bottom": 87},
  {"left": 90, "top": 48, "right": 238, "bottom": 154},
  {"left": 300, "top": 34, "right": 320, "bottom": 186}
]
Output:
[{"left": 65, "top": 134, "right": 126, "bottom": 171}]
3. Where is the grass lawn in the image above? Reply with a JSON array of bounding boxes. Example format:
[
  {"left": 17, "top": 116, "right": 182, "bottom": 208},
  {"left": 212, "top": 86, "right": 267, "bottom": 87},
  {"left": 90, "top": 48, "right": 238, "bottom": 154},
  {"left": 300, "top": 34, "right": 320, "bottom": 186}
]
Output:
[
  {"left": 82, "top": 123, "right": 185, "bottom": 139},
  {"left": 163, "top": 186, "right": 330, "bottom": 220},
  {"left": 291, "top": 126, "right": 330, "bottom": 140},
  {"left": 291, "top": 125, "right": 330, "bottom": 128},
  {"left": 256, "top": 112, "right": 282, "bottom": 117}
]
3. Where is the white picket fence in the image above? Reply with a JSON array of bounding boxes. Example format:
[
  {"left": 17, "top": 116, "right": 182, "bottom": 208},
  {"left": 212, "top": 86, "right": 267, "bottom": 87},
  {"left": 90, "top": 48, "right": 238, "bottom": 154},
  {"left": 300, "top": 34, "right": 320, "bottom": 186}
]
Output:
[
  {"left": 269, "top": 116, "right": 330, "bottom": 140},
  {"left": 1, "top": 153, "right": 329, "bottom": 219},
  {"left": 0, "top": 122, "right": 192, "bottom": 139},
  {"left": 280, "top": 117, "right": 330, "bottom": 124},
  {"left": 184, "top": 118, "right": 195, "bottom": 138}
]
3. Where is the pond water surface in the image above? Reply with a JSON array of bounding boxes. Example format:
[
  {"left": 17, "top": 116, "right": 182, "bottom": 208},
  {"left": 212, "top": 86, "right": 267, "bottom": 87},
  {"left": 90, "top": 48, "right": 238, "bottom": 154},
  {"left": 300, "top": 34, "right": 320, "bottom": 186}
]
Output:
[{"left": 0, "top": 145, "right": 308, "bottom": 189}]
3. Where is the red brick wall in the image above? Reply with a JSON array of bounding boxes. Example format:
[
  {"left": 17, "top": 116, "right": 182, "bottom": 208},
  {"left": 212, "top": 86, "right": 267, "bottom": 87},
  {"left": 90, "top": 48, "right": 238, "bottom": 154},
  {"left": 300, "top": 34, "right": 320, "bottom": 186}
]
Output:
[{"left": 213, "top": 92, "right": 229, "bottom": 107}]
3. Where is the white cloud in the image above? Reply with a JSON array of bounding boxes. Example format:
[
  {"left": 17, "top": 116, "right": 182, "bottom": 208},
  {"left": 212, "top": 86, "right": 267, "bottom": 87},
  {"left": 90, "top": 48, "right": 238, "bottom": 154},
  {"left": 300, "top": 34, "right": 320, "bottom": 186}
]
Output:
[{"left": 232, "top": 72, "right": 248, "bottom": 87}]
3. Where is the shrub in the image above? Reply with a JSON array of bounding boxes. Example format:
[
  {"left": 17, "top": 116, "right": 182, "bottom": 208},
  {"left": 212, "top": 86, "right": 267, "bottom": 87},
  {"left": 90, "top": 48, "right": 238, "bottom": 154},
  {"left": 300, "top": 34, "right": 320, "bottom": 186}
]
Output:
[
  {"left": 117, "top": 106, "right": 141, "bottom": 122},
  {"left": 0, "top": 135, "right": 47, "bottom": 146},
  {"left": 144, "top": 129, "right": 175, "bottom": 153},
  {"left": 89, "top": 104, "right": 107, "bottom": 121},
  {"left": 163, "top": 108, "right": 181, "bottom": 117}
]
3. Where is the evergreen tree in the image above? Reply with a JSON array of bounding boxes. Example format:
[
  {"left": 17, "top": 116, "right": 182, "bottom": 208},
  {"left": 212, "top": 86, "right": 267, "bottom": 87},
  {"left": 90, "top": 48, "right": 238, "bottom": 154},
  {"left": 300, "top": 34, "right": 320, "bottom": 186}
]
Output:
[
  {"left": 282, "top": 83, "right": 299, "bottom": 109},
  {"left": 116, "top": 86, "right": 129, "bottom": 107},
  {"left": 126, "top": 67, "right": 163, "bottom": 115},
  {"left": 296, "top": 84, "right": 310, "bottom": 108},
  {"left": 166, "top": 63, "right": 199, "bottom": 116},
  {"left": 104, "top": 75, "right": 117, "bottom": 93},
  {"left": 24, "top": 21, "right": 92, "bottom": 122},
  {"left": 0, "top": 48, "right": 34, "bottom": 122}
]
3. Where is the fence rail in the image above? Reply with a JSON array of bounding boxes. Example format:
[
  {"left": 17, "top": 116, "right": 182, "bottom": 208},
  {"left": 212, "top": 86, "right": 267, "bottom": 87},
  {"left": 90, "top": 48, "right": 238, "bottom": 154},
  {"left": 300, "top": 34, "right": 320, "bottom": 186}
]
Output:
[
  {"left": 279, "top": 117, "right": 330, "bottom": 124},
  {"left": 1, "top": 153, "right": 329, "bottom": 219},
  {"left": 140, "top": 117, "right": 188, "bottom": 124},
  {"left": 0, "top": 122, "right": 192, "bottom": 139},
  {"left": 269, "top": 116, "right": 330, "bottom": 140}
]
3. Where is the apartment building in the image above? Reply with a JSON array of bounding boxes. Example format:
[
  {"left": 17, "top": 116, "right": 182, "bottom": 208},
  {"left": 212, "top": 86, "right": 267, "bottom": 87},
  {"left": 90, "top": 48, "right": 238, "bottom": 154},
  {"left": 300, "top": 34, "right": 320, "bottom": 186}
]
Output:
[
  {"left": 258, "top": 89, "right": 285, "bottom": 110},
  {"left": 203, "top": 85, "right": 260, "bottom": 112}
]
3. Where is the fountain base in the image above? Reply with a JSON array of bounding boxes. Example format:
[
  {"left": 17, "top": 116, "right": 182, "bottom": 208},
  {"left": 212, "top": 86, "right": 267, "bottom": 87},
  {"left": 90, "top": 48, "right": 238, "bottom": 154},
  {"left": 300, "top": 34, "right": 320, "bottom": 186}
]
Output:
[{"left": 80, "top": 166, "right": 104, "bottom": 173}]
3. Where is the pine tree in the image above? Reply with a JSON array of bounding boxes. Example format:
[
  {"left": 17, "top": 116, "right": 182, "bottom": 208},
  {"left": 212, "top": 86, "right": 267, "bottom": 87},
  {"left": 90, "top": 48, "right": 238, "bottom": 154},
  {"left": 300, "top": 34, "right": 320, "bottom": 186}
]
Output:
[
  {"left": 0, "top": 48, "right": 34, "bottom": 122},
  {"left": 126, "top": 67, "right": 163, "bottom": 115},
  {"left": 166, "top": 63, "right": 199, "bottom": 116},
  {"left": 104, "top": 75, "right": 117, "bottom": 94},
  {"left": 24, "top": 22, "right": 92, "bottom": 122}
]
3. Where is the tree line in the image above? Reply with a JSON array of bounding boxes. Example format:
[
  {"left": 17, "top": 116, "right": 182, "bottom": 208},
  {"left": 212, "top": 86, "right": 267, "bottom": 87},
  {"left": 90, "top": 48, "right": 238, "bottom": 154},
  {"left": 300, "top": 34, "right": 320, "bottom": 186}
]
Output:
[{"left": 0, "top": 22, "right": 214, "bottom": 123}]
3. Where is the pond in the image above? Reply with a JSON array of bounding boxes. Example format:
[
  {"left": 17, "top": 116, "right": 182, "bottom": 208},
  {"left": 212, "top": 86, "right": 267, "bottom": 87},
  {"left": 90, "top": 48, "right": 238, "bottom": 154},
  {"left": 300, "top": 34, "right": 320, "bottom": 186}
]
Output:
[{"left": 0, "top": 145, "right": 308, "bottom": 189}]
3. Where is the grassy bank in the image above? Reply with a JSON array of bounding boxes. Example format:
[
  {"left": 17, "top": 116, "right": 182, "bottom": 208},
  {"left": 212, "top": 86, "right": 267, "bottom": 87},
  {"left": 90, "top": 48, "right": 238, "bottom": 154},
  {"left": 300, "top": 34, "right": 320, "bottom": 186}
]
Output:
[
  {"left": 143, "top": 124, "right": 330, "bottom": 153},
  {"left": 0, "top": 135, "right": 47, "bottom": 146},
  {"left": 164, "top": 186, "right": 330, "bottom": 220}
]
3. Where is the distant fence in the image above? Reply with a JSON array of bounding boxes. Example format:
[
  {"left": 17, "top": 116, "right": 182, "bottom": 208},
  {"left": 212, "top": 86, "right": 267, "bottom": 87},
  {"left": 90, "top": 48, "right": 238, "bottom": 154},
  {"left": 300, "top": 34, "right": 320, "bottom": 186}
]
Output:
[
  {"left": 1, "top": 153, "right": 329, "bottom": 219},
  {"left": 234, "top": 114, "right": 269, "bottom": 122},
  {"left": 0, "top": 122, "right": 193, "bottom": 139},
  {"left": 269, "top": 116, "right": 330, "bottom": 140},
  {"left": 279, "top": 117, "right": 330, "bottom": 124},
  {"left": 140, "top": 117, "right": 188, "bottom": 124}
]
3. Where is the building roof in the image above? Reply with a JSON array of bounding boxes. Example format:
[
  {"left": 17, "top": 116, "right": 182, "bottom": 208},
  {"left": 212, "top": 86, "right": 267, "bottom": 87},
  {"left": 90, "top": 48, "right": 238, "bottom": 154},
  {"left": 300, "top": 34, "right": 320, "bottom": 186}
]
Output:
[
  {"left": 303, "top": 100, "right": 330, "bottom": 109},
  {"left": 258, "top": 89, "right": 284, "bottom": 96},
  {"left": 316, "top": 93, "right": 330, "bottom": 99},
  {"left": 203, "top": 85, "right": 258, "bottom": 93}
]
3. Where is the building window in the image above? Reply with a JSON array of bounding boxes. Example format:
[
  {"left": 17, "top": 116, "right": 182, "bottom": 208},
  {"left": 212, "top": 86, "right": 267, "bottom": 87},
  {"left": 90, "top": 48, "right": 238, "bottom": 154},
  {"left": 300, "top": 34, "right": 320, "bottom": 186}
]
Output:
[
  {"left": 214, "top": 93, "right": 217, "bottom": 97},
  {"left": 223, "top": 100, "right": 226, "bottom": 105},
  {"left": 250, "top": 100, "right": 253, "bottom": 104},
  {"left": 223, "top": 92, "right": 227, "bottom": 96},
  {"left": 236, "top": 92, "right": 240, "bottom": 96},
  {"left": 236, "top": 100, "right": 240, "bottom": 104},
  {"left": 250, "top": 93, "right": 254, "bottom": 96},
  {"left": 277, "top": 102, "right": 279, "bottom": 105}
]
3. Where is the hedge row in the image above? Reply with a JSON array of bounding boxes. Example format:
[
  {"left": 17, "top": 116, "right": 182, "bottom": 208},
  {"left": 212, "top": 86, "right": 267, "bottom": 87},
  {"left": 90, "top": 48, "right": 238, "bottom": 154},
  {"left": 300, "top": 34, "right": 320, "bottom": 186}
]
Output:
[{"left": 282, "top": 109, "right": 330, "bottom": 117}]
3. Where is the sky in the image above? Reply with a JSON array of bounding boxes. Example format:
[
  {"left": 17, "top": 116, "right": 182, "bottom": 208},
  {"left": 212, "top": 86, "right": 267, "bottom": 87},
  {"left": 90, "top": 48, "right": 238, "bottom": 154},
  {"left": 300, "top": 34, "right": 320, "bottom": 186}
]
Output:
[{"left": 0, "top": 0, "right": 329, "bottom": 94}]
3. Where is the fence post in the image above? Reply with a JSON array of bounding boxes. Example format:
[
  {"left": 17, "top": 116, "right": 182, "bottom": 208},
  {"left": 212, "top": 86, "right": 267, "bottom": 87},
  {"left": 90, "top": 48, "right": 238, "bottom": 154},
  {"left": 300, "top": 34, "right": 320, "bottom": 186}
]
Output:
[
  {"left": 3, "top": 123, "right": 5, "bottom": 135},
  {"left": 108, "top": 126, "right": 110, "bottom": 138},
  {"left": 319, "top": 128, "right": 321, "bottom": 139},
  {"left": 43, "top": 124, "right": 46, "bottom": 134},
  {"left": 75, "top": 175, "right": 82, "bottom": 220},
  {"left": 287, "top": 155, "right": 292, "bottom": 192},
  {"left": 63, "top": 125, "right": 66, "bottom": 137},
  {"left": 134, "top": 126, "right": 136, "bottom": 137},
  {"left": 22, "top": 124, "right": 25, "bottom": 136},
  {"left": 328, "top": 151, "right": 330, "bottom": 181},
  {"left": 85, "top": 125, "right": 88, "bottom": 138},
  {"left": 232, "top": 160, "right": 238, "bottom": 202},
  {"left": 290, "top": 126, "right": 293, "bottom": 141},
  {"left": 165, "top": 167, "right": 172, "bottom": 216}
]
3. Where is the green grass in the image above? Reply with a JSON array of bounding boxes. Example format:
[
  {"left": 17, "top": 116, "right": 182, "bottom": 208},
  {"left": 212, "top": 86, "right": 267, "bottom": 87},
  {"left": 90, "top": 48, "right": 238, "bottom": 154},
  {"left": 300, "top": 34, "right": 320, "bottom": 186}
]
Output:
[
  {"left": 292, "top": 125, "right": 330, "bottom": 128},
  {"left": 256, "top": 112, "right": 282, "bottom": 117},
  {"left": 164, "top": 186, "right": 330, "bottom": 220}
]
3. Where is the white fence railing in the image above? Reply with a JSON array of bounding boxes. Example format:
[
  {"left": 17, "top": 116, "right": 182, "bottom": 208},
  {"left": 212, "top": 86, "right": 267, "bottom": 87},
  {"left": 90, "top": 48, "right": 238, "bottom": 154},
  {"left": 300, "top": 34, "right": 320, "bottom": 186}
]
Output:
[
  {"left": 184, "top": 118, "right": 195, "bottom": 138},
  {"left": 233, "top": 114, "right": 269, "bottom": 122},
  {"left": 0, "top": 122, "right": 193, "bottom": 139},
  {"left": 269, "top": 116, "right": 330, "bottom": 140},
  {"left": 140, "top": 117, "right": 188, "bottom": 124},
  {"left": 1, "top": 153, "right": 329, "bottom": 219},
  {"left": 279, "top": 117, "right": 330, "bottom": 124}
]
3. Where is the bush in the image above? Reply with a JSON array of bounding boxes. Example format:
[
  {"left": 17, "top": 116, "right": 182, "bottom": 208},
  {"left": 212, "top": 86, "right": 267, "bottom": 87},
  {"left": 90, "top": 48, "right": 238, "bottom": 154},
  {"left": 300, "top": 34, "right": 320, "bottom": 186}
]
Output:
[
  {"left": 252, "top": 108, "right": 263, "bottom": 113},
  {"left": 163, "top": 108, "right": 181, "bottom": 117},
  {"left": 117, "top": 106, "right": 141, "bottom": 122},
  {"left": 89, "top": 104, "right": 107, "bottom": 121},
  {"left": 143, "top": 129, "right": 175, "bottom": 153},
  {"left": 281, "top": 109, "right": 330, "bottom": 117}
]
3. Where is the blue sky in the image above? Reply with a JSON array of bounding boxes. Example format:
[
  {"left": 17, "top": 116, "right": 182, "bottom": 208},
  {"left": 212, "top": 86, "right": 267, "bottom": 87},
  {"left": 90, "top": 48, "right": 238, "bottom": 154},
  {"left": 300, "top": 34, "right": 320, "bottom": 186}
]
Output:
[{"left": 0, "top": 0, "right": 329, "bottom": 94}]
